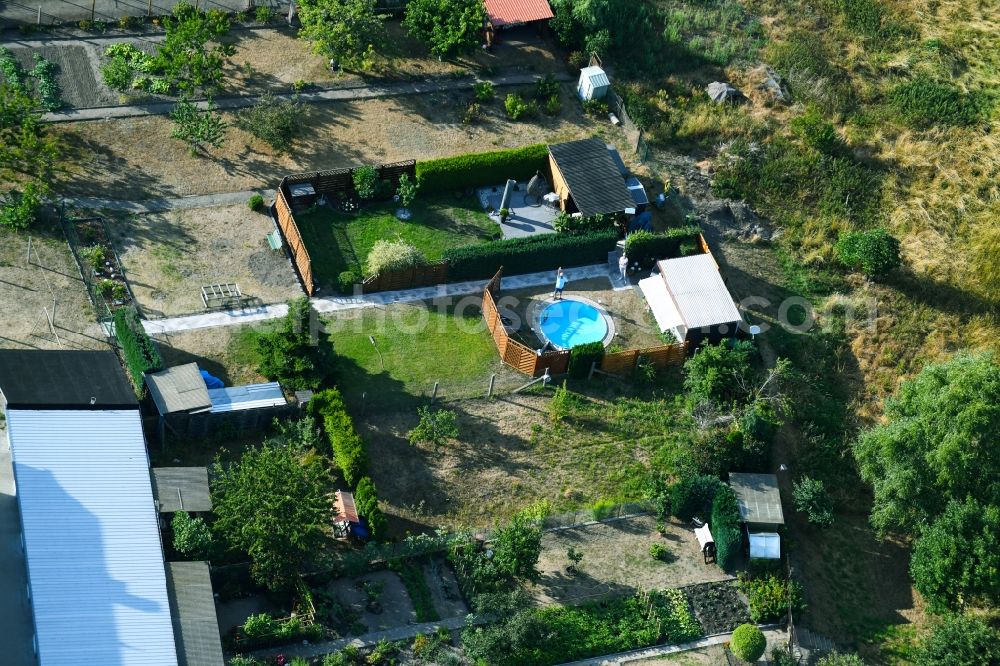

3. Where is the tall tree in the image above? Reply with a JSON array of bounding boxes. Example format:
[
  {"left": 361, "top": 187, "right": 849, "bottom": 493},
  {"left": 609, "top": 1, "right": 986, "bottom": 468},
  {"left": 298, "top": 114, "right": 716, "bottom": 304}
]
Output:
[
  {"left": 169, "top": 98, "right": 227, "bottom": 155},
  {"left": 854, "top": 353, "right": 1000, "bottom": 535},
  {"left": 254, "top": 296, "right": 334, "bottom": 390},
  {"left": 403, "top": 0, "right": 485, "bottom": 58},
  {"left": 298, "top": 0, "right": 388, "bottom": 71},
  {"left": 155, "top": 2, "right": 234, "bottom": 94},
  {"left": 490, "top": 512, "right": 543, "bottom": 582},
  {"left": 212, "top": 438, "right": 330, "bottom": 591}
]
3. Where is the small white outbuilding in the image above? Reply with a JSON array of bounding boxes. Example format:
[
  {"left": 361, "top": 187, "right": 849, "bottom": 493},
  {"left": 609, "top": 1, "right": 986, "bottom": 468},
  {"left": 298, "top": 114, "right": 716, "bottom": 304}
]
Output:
[{"left": 577, "top": 65, "right": 610, "bottom": 101}]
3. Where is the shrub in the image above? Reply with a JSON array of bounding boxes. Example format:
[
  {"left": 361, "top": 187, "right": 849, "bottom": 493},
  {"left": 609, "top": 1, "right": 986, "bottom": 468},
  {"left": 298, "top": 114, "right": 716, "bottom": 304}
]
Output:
[
  {"left": 235, "top": 93, "right": 302, "bottom": 152},
  {"left": 170, "top": 98, "right": 227, "bottom": 155},
  {"left": 408, "top": 406, "right": 459, "bottom": 450},
  {"left": 504, "top": 93, "right": 537, "bottom": 120},
  {"left": 395, "top": 172, "right": 418, "bottom": 208},
  {"left": 352, "top": 165, "right": 380, "bottom": 199},
  {"left": 254, "top": 297, "right": 333, "bottom": 390},
  {"left": 473, "top": 80, "right": 494, "bottom": 101},
  {"left": 791, "top": 105, "right": 841, "bottom": 154},
  {"left": 817, "top": 653, "right": 866, "bottom": 666},
  {"left": 567, "top": 50, "right": 587, "bottom": 70},
  {"left": 254, "top": 5, "right": 274, "bottom": 22},
  {"left": 738, "top": 571, "right": 805, "bottom": 622},
  {"left": 101, "top": 57, "right": 133, "bottom": 91},
  {"left": 462, "top": 102, "right": 483, "bottom": 124},
  {"left": 415, "top": 144, "right": 548, "bottom": 194},
  {"left": 308, "top": 389, "right": 368, "bottom": 486},
  {"left": 443, "top": 229, "right": 617, "bottom": 280},
  {"left": 582, "top": 98, "right": 609, "bottom": 117},
  {"left": 835, "top": 228, "right": 900, "bottom": 279},
  {"left": 364, "top": 239, "right": 426, "bottom": 277},
  {"left": 247, "top": 193, "right": 265, "bottom": 211},
  {"left": 890, "top": 75, "right": 985, "bottom": 128},
  {"left": 354, "top": 475, "right": 387, "bottom": 540},
  {"left": 669, "top": 475, "right": 723, "bottom": 522},
  {"left": 683, "top": 340, "right": 756, "bottom": 406},
  {"left": 544, "top": 94, "right": 562, "bottom": 116},
  {"left": 711, "top": 485, "right": 742, "bottom": 570},
  {"left": 730, "top": 624, "right": 766, "bottom": 662},
  {"left": 172, "top": 510, "right": 213, "bottom": 559},
  {"left": 623, "top": 227, "right": 702, "bottom": 268},
  {"left": 568, "top": 341, "right": 605, "bottom": 378},
  {"left": 337, "top": 270, "right": 359, "bottom": 294},
  {"left": 112, "top": 308, "right": 163, "bottom": 398},
  {"left": 534, "top": 74, "right": 560, "bottom": 99},
  {"left": 916, "top": 614, "right": 1000, "bottom": 665},
  {"left": 554, "top": 212, "right": 615, "bottom": 234},
  {"left": 649, "top": 543, "right": 668, "bottom": 560},
  {"left": 792, "top": 476, "right": 834, "bottom": 527},
  {"left": 403, "top": 0, "right": 485, "bottom": 58}
]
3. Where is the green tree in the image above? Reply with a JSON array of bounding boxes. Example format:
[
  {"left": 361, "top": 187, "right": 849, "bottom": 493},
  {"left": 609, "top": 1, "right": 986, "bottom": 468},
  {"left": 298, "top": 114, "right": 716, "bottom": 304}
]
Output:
[
  {"left": 491, "top": 512, "right": 543, "bottom": 582},
  {"left": 835, "top": 228, "right": 901, "bottom": 280},
  {"left": 352, "top": 164, "right": 379, "bottom": 199},
  {"left": 171, "top": 510, "right": 214, "bottom": 559},
  {"left": 235, "top": 93, "right": 302, "bottom": 152},
  {"left": 910, "top": 498, "right": 1000, "bottom": 613},
  {"left": 396, "top": 172, "right": 418, "bottom": 208},
  {"left": 0, "top": 181, "right": 42, "bottom": 230},
  {"left": 170, "top": 98, "right": 227, "bottom": 155},
  {"left": 0, "top": 74, "right": 58, "bottom": 231},
  {"left": 817, "top": 654, "right": 866, "bottom": 666},
  {"left": 730, "top": 624, "right": 766, "bottom": 662},
  {"left": 298, "top": 0, "right": 387, "bottom": 71},
  {"left": 853, "top": 353, "right": 1000, "bottom": 535},
  {"left": 155, "top": 2, "right": 234, "bottom": 94},
  {"left": 403, "top": 0, "right": 485, "bottom": 58},
  {"left": 792, "top": 476, "right": 834, "bottom": 527},
  {"left": 212, "top": 439, "right": 330, "bottom": 591},
  {"left": 408, "top": 406, "right": 459, "bottom": 449},
  {"left": 683, "top": 340, "right": 755, "bottom": 406},
  {"left": 916, "top": 614, "right": 1000, "bottom": 666},
  {"left": 255, "top": 296, "right": 334, "bottom": 390}
]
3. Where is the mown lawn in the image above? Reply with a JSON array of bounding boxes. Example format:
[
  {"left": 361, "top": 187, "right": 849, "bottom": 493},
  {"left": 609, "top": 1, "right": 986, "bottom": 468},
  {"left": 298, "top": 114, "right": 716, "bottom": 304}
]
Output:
[{"left": 295, "top": 194, "right": 501, "bottom": 288}]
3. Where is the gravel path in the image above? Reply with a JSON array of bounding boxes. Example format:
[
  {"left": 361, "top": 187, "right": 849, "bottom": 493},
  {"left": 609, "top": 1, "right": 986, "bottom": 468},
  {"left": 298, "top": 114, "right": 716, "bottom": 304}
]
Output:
[{"left": 64, "top": 189, "right": 275, "bottom": 213}]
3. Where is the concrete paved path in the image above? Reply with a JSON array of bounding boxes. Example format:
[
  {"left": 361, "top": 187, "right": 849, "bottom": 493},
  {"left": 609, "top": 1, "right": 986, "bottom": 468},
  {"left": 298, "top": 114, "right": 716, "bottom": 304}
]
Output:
[
  {"left": 43, "top": 71, "right": 573, "bottom": 123},
  {"left": 0, "top": 427, "right": 36, "bottom": 666},
  {"left": 64, "top": 188, "right": 275, "bottom": 213},
  {"left": 142, "top": 263, "right": 614, "bottom": 335}
]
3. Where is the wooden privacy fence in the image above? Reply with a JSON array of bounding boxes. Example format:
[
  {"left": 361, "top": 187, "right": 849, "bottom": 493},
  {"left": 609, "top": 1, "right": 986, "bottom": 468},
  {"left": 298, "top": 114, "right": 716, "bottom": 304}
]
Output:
[
  {"left": 362, "top": 261, "right": 449, "bottom": 294},
  {"left": 600, "top": 343, "right": 688, "bottom": 375},
  {"left": 274, "top": 187, "right": 316, "bottom": 294}
]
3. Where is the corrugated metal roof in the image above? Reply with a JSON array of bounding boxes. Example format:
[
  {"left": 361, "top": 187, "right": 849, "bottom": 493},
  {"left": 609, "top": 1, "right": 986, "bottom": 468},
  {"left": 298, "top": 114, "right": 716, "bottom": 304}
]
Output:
[
  {"left": 164, "top": 562, "right": 224, "bottom": 666},
  {"left": 729, "top": 473, "right": 785, "bottom": 525},
  {"left": 658, "top": 254, "right": 742, "bottom": 331},
  {"left": 334, "top": 490, "right": 360, "bottom": 524},
  {"left": 7, "top": 409, "right": 178, "bottom": 666},
  {"left": 484, "top": 0, "right": 553, "bottom": 26},
  {"left": 145, "top": 364, "right": 212, "bottom": 415},
  {"left": 639, "top": 275, "right": 685, "bottom": 332},
  {"left": 152, "top": 468, "right": 213, "bottom": 513},
  {"left": 549, "top": 138, "right": 636, "bottom": 217},
  {"left": 207, "top": 382, "right": 285, "bottom": 413}
]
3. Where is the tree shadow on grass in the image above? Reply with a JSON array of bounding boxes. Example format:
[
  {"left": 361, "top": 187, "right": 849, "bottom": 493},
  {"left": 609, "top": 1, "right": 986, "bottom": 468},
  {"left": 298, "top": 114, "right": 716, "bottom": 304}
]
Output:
[{"left": 533, "top": 568, "right": 638, "bottom": 606}]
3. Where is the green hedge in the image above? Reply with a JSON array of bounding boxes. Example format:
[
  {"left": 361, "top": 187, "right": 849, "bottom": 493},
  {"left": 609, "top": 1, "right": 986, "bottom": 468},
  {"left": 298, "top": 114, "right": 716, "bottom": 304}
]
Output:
[
  {"left": 624, "top": 227, "right": 702, "bottom": 269},
  {"left": 415, "top": 144, "right": 549, "bottom": 194},
  {"left": 568, "top": 341, "right": 605, "bottom": 378},
  {"left": 354, "top": 475, "right": 387, "bottom": 540},
  {"left": 112, "top": 308, "right": 163, "bottom": 398},
  {"left": 443, "top": 229, "right": 618, "bottom": 281},
  {"left": 711, "top": 485, "right": 743, "bottom": 570},
  {"left": 669, "top": 475, "right": 723, "bottom": 522},
  {"left": 308, "top": 389, "right": 368, "bottom": 487}
]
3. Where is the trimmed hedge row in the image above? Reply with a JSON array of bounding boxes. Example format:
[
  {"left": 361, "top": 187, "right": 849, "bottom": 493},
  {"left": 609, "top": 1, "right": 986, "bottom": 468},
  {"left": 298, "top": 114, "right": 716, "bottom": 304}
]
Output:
[
  {"left": 415, "top": 144, "right": 549, "bottom": 194},
  {"left": 443, "top": 229, "right": 618, "bottom": 281},
  {"left": 624, "top": 227, "right": 702, "bottom": 269},
  {"left": 711, "top": 485, "right": 743, "bottom": 570},
  {"left": 569, "top": 341, "right": 605, "bottom": 379},
  {"left": 308, "top": 389, "right": 368, "bottom": 487},
  {"left": 112, "top": 307, "right": 163, "bottom": 398}
]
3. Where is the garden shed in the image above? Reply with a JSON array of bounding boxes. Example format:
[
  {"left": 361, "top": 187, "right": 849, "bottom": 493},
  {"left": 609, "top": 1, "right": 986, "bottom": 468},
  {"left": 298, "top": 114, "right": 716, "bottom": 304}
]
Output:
[
  {"left": 728, "top": 473, "right": 785, "bottom": 560},
  {"left": 577, "top": 65, "right": 611, "bottom": 101},
  {"left": 548, "top": 138, "right": 635, "bottom": 217},
  {"left": 483, "top": 0, "right": 553, "bottom": 28},
  {"left": 152, "top": 467, "right": 213, "bottom": 514},
  {"left": 638, "top": 253, "right": 742, "bottom": 346},
  {"left": 164, "top": 561, "right": 225, "bottom": 666}
]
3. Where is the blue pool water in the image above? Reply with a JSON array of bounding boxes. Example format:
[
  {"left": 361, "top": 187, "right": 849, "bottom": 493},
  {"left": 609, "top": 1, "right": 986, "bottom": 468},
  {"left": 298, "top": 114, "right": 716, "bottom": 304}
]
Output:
[{"left": 539, "top": 300, "right": 608, "bottom": 350}]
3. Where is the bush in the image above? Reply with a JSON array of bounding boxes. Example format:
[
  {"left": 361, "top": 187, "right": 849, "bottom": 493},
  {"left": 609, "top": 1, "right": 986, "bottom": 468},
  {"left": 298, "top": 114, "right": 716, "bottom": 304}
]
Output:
[
  {"left": 792, "top": 476, "right": 834, "bottom": 527},
  {"left": 669, "top": 475, "right": 723, "bottom": 522},
  {"left": 247, "top": 193, "right": 265, "bottom": 211},
  {"left": 308, "top": 389, "right": 368, "bottom": 486},
  {"left": 354, "top": 475, "right": 387, "bottom": 540},
  {"left": 623, "top": 227, "right": 702, "bottom": 268},
  {"left": 337, "top": 270, "right": 359, "bottom": 294},
  {"left": 112, "top": 308, "right": 163, "bottom": 398},
  {"left": 473, "top": 81, "right": 494, "bottom": 101},
  {"left": 649, "top": 543, "right": 668, "bottom": 560},
  {"left": 791, "top": 106, "right": 842, "bottom": 154},
  {"left": 582, "top": 98, "right": 609, "bottom": 117},
  {"left": 916, "top": 614, "right": 1000, "bottom": 665},
  {"left": 554, "top": 212, "right": 615, "bottom": 234},
  {"left": 544, "top": 94, "right": 562, "bottom": 116},
  {"left": 443, "top": 229, "right": 618, "bottom": 281},
  {"left": 352, "top": 165, "right": 379, "bottom": 200},
  {"left": 534, "top": 74, "right": 560, "bottom": 99},
  {"left": 462, "top": 102, "right": 483, "bottom": 124},
  {"left": 408, "top": 406, "right": 459, "bottom": 450},
  {"left": 364, "top": 239, "right": 426, "bottom": 277},
  {"left": 568, "top": 341, "right": 604, "bottom": 378},
  {"left": 396, "top": 172, "right": 418, "bottom": 208},
  {"left": 890, "top": 75, "right": 985, "bottom": 128},
  {"left": 835, "top": 228, "right": 900, "bottom": 279},
  {"left": 254, "top": 297, "right": 333, "bottom": 390},
  {"left": 235, "top": 93, "right": 301, "bottom": 152},
  {"left": 683, "top": 340, "right": 755, "bottom": 406},
  {"left": 172, "top": 510, "right": 213, "bottom": 559},
  {"left": 711, "top": 486, "right": 742, "bottom": 570},
  {"left": 737, "top": 572, "right": 805, "bottom": 622},
  {"left": 730, "top": 624, "right": 766, "bottom": 662},
  {"left": 416, "top": 144, "right": 548, "bottom": 194},
  {"left": 504, "top": 93, "right": 537, "bottom": 120},
  {"left": 254, "top": 5, "right": 274, "bottom": 22}
]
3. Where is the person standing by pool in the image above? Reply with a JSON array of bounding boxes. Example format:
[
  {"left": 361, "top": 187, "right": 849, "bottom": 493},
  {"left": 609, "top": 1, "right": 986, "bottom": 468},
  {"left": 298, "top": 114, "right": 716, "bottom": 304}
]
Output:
[
  {"left": 618, "top": 253, "right": 629, "bottom": 282},
  {"left": 553, "top": 268, "right": 567, "bottom": 299}
]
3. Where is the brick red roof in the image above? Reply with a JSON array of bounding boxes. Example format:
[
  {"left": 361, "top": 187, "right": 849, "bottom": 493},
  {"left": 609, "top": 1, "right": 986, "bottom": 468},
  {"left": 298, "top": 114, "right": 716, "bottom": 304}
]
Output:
[{"left": 484, "top": 0, "right": 554, "bottom": 26}]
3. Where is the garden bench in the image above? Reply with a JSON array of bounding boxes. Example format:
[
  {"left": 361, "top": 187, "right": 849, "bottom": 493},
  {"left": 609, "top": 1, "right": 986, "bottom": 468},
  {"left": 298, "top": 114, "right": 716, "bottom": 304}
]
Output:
[{"left": 266, "top": 229, "right": 282, "bottom": 251}]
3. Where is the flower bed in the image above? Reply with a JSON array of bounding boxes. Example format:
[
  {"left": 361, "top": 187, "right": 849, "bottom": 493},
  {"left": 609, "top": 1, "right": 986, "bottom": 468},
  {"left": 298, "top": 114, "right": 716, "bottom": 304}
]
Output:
[
  {"left": 67, "top": 217, "right": 134, "bottom": 317},
  {"left": 681, "top": 580, "right": 751, "bottom": 636}
]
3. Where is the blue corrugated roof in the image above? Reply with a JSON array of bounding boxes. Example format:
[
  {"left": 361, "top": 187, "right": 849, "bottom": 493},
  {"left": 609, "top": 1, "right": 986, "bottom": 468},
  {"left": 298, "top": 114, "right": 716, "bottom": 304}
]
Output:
[{"left": 208, "top": 382, "right": 285, "bottom": 413}]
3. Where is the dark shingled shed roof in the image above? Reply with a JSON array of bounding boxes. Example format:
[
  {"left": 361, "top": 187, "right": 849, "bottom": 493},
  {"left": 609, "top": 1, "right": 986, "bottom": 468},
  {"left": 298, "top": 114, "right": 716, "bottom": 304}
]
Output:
[
  {"left": 0, "top": 350, "right": 136, "bottom": 410},
  {"left": 548, "top": 138, "right": 636, "bottom": 218}
]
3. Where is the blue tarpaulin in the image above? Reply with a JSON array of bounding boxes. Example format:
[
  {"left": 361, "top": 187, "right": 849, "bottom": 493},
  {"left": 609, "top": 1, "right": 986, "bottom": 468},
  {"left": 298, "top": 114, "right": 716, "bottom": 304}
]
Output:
[
  {"left": 629, "top": 211, "right": 654, "bottom": 232},
  {"left": 199, "top": 369, "right": 225, "bottom": 389}
]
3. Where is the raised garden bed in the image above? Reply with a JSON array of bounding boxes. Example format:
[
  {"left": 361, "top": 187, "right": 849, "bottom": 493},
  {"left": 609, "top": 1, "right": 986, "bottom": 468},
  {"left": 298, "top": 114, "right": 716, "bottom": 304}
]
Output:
[
  {"left": 681, "top": 580, "right": 752, "bottom": 636},
  {"left": 64, "top": 217, "right": 135, "bottom": 318}
]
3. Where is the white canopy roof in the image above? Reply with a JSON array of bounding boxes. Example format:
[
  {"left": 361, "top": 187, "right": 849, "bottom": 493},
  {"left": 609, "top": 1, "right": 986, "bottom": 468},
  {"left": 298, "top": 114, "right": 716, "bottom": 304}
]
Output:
[
  {"left": 639, "top": 274, "right": 684, "bottom": 333},
  {"left": 749, "top": 532, "right": 781, "bottom": 560}
]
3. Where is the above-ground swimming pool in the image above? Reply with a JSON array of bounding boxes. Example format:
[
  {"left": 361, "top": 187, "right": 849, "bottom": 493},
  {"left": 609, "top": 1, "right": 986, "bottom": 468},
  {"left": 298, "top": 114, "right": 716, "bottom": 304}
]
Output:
[{"left": 538, "top": 299, "right": 611, "bottom": 350}]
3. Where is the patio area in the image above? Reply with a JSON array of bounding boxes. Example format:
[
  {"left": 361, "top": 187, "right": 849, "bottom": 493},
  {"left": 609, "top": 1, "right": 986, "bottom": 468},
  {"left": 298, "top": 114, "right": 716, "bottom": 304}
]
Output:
[{"left": 477, "top": 184, "right": 559, "bottom": 239}]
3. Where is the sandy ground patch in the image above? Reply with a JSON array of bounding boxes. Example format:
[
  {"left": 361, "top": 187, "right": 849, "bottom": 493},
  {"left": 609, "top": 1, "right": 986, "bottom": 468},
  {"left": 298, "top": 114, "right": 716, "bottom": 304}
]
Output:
[
  {"left": 0, "top": 227, "right": 108, "bottom": 351},
  {"left": 532, "top": 515, "right": 730, "bottom": 607},
  {"left": 153, "top": 323, "right": 264, "bottom": 387},
  {"left": 54, "top": 87, "right": 598, "bottom": 200},
  {"left": 106, "top": 204, "right": 300, "bottom": 318},
  {"left": 328, "top": 570, "right": 416, "bottom": 633}
]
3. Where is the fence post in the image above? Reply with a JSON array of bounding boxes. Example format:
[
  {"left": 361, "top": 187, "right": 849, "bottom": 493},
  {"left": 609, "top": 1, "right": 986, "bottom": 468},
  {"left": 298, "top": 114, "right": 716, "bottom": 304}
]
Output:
[
  {"left": 487, "top": 374, "right": 496, "bottom": 399},
  {"left": 431, "top": 382, "right": 439, "bottom": 404},
  {"left": 588, "top": 360, "right": 597, "bottom": 381}
]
